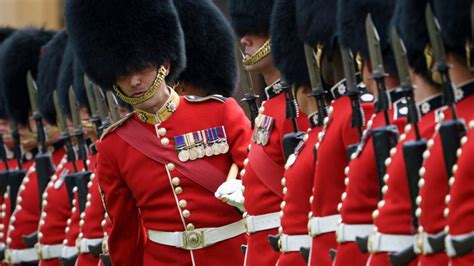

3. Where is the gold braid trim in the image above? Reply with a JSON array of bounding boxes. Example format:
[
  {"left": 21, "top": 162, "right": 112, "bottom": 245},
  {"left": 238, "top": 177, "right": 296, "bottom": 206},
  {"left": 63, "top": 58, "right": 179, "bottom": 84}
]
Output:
[
  {"left": 243, "top": 39, "right": 271, "bottom": 66},
  {"left": 112, "top": 65, "right": 167, "bottom": 106}
]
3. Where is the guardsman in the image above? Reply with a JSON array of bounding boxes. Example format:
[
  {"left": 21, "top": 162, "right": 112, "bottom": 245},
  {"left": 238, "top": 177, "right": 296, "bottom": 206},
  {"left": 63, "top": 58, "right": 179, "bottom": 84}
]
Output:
[
  {"left": 420, "top": 0, "right": 474, "bottom": 265},
  {"left": 0, "top": 28, "right": 57, "bottom": 265},
  {"left": 266, "top": 0, "right": 326, "bottom": 264},
  {"left": 226, "top": 1, "right": 310, "bottom": 264},
  {"left": 367, "top": 0, "right": 445, "bottom": 265},
  {"left": 0, "top": 27, "right": 16, "bottom": 263},
  {"left": 65, "top": 0, "right": 251, "bottom": 265},
  {"left": 306, "top": 1, "right": 376, "bottom": 265},
  {"left": 333, "top": 0, "right": 406, "bottom": 265},
  {"left": 34, "top": 30, "right": 75, "bottom": 266}
]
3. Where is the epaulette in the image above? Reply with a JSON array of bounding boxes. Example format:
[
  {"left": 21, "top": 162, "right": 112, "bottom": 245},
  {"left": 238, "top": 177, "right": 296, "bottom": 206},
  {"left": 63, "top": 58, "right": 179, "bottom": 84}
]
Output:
[
  {"left": 184, "top": 94, "right": 227, "bottom": 103},
  {"left": 100, "top": 112, "right": 135, "bottom": 141}
]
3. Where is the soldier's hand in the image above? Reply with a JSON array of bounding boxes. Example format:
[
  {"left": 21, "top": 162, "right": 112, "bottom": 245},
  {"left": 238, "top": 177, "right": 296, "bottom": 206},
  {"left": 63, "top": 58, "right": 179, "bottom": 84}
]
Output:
[{"left": 215, "top": 179, "right": 245, "bottom": 212}]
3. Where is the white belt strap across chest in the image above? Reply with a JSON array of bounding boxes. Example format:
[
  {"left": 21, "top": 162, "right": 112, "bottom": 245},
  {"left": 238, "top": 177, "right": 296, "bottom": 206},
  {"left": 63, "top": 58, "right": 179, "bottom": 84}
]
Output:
[
  {"left": 147, "top": 220, "right": 245, "bottom": 250},
  {"left": 244, "top": 212, "right": 280, "bottom": 234},
  {"left": 309, "top": 214, "right": 341, "bottom": 236},
  {"left": 336, "top": 223, "right": 374, "bottom": 243},
  {"left": 368, "top": 232, "right": 415, "bottom": 253},
  {"left": 279, "top": 234, "right": 311, "bottom": 253}
]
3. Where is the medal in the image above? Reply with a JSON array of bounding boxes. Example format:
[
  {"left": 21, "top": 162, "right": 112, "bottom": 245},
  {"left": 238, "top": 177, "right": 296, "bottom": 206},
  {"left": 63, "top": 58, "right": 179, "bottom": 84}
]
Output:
[
  {"left": 205, "top": 146, "right": 214, "bottom": 157},
  {"left": 189, "top": 148, "right": 198, "bottom": 160},
  {"left": 178, "top": 150, "right": 190, "bottom": 162}
]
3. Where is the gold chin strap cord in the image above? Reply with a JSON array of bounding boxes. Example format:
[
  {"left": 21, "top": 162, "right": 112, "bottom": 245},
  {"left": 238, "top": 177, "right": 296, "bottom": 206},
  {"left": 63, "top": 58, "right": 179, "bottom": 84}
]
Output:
[
  {"left": 113, "top": 65, "right": 167, "bottom": 106},
  {"left": 243, "top": 39, "right": 271, "bottom": 66}
]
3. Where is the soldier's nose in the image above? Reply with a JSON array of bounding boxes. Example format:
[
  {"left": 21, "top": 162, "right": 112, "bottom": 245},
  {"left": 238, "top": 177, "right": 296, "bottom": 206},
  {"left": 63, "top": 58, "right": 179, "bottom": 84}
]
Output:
[{"left": 240, "top": 35, "right": 251, "bottom": 47}]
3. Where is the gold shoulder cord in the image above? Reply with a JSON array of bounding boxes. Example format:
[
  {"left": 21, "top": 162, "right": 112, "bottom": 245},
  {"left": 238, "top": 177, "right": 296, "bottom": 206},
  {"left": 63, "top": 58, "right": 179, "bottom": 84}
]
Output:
[
  {"left": 243, "top": 39, "right": 271, "bottom": 66},
  {"left": 112, "top": 65, "right": 167, "bottom": 106}
]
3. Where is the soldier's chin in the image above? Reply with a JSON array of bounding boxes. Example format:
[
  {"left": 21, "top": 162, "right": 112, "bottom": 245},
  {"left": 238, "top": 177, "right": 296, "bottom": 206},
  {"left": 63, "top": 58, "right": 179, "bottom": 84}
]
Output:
[{"left": 244, "top": 56, "right": 271, "bottom": 74}]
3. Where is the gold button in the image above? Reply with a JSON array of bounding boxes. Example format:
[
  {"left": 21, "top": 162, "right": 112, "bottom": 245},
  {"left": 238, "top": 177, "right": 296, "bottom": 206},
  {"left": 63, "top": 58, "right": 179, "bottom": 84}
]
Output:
[
  {"left": 281, "top": 178, "right": 286, "bottom": 186},
  {"left": 157, "top": 128, "right": 167, "bottom": 136},
  {"left": 179, "top": 200, "right": 187, "bottom": 208},
  {"left": 174, "top": 187, "right": 183, "bottom": 195},
  {"left": 167, "top": 163, "right": 176, "bottom": 171},
  {"left": 344, "top": 177, "right": 349, "bottom": 186},
  {"left": 80, "top": 212, "right": 86, "bottom": 219},
  {"left": 79, "top": 220, "right": 85, "bottom": 227},
  {"left": 337, "top": 203, "right": 342, "bottom": 212},
  {"left": 282, "top": 187, "right": 288, "bottom": 195},
  {"left": 243, "top": 158, "right": 249, "bottom": 166},
  {"left": 309, "top": 196, "right": 314, "bottom": 204},
  {"left": 182, "top": 210, "right": 191, "bottom": 218},
  {"left": 186, "top": 223, "right": 195, "bottom": 230},
  {"left": 377, "top": 200, "right": 385, "bottom": 208},
  {"left": 240, "top": 169, "right": 246, "bottom": 177},
  {"left": 280, "top": 201, "right": 286, "bottom": 209},
  {"left": 42, "top": 200, "right": 47, "bottom": 206},
  {"left": 161, "top": 137, "right": 170, "bottom": 146},
  {"left": 416, "top": 196, "right": 422, "bottom": 205},
  {"left": 372, "top": 210, "right": 379, "bottom": 219},
  {"left": 341, "top": 192, "right": 347, "bottom": 201},
  {"left": 172, "top": 177, "right": 180, "bottom": 186}
]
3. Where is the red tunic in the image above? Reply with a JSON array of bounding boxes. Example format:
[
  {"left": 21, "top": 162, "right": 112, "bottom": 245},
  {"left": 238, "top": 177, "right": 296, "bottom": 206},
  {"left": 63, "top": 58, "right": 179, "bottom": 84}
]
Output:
[
  {"left": 76, "top": 154, "right": 103, "bottom": 266},
  {"left": 417, "top": 85, "right": 474, "bottom": 266},
  {"left": 7, "top": 149, "right": 65, "bottom": 252},
  {"left": 336, "top": 91, "right": 407, "bottom": 266},
  {"left": 309, "top": 95, "right": 374, "bottom": 266},
  {"left": 242, "top": 83, "right": 309, "bottom": 266},
  {"left": 278, "top": 125, "right": 320, "bottom": 266},
  {"left": 37, "top": 155, "right": 73, "bottom": 266},
  {"left": 369, "top": 94, "right": 444, "bottom": 266},
  {"left": 446, "top": 87, "right": 474, "bottom": 266},
  {"left": 97, "top": 94, "right": 251, "bottom": 265}
]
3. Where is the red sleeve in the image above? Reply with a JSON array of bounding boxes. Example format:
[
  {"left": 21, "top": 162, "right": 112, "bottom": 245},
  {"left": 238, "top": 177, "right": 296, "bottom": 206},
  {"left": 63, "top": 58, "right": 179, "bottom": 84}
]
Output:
[
  {"left": 96, "top": 140, "right": 145, "bottom": 266},
  {"left": 223, "top": 98, "right": 251, "bottom": 170}
]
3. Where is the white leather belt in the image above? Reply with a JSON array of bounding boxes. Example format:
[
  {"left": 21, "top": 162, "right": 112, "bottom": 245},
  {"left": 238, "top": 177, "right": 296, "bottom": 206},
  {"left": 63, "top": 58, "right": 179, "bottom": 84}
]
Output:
[
  {"left": 79, "top": 238, "right": 103, "bottom": 253},
  {"left": 35, "top": 243, "right": 63, "bottom": 260},
  {"left": 6, "top": 248, "right": 38, "bottom": 263},
  {"left": 309, "top": 214, "right": 341, "bottom": 236},
  {"left": 244, "top": 212, "right": 280, "bottom": 234},
  {"left": 147, "top": 220, "right": 245, "bottom": 250},
  {"left": 280, "top": 234, "right": 311, "bottom": 253},
  {"left": 336, "top": 223, "right": 374, "bottom": 243},
  {"left": 61, "top": 245, "right": 78, "bottom": 258},
  {"left": 368, "top": 232, "right": 415, "bottom": 253},
  {"left": 413, "top": 232, "right": 438, "bottom": 255},
  {"left": 445, "top": 233, "right": 473, "bottom": 257}
]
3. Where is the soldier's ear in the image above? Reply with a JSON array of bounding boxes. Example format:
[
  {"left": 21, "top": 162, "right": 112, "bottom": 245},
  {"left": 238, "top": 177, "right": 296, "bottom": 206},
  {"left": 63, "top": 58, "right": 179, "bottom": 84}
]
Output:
[{"left": 163, "top": 63, "right": 171, "bottom": 76}]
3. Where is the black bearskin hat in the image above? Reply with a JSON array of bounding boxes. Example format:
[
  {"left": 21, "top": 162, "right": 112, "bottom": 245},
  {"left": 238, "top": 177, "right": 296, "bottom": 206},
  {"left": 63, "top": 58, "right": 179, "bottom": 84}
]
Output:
[
  {"left": 296, "top": 0, "right": 338, "bottom": 53},
  {"left": 65, "top": 0, "right": 186, "bottom": 90},
  {"left": 392, "top": 0, "right": 434, "bottom": 78},
  {"left": 270, "top": 0, "right": 309, "bottom": 87},
  {"left": 72, "top": 55, "right": 90, "bottom": 112},
  {"left": 173, "top": 0, "right": 237, "bottom": 97},
  {"left": 229, "top": 0, "right": 276, "bottom": 37},
  {"left": 57, "top": 42, "right": 75, "bottom": 115},
  {"left": 433, "top": 0, "right": 472, "bottom": 60},
  {"left": 37, "top": 30, "right": 69, "bottom": 125},
  {"left": 0, "top": 28, "right": 55, "bottom": 125},
  {"left": 0, "top": 27, "right": 16, "bottom": 120},
  {"left": 337, "top": 0, "right": 397, "bottom": 74}
]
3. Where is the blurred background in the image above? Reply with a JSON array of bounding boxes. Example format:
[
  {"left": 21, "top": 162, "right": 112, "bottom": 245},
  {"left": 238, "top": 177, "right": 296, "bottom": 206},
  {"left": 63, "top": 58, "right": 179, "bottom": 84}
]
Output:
[{"left": 0, "top": 0, "right": 266, "bottom": 115}]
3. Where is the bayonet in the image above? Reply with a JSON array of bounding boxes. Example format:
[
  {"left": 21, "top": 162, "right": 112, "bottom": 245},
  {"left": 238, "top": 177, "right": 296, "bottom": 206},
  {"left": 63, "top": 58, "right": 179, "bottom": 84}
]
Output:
[
  {"left": 106, "top": 91, "right": 120, "bottom": 123},
  {"left": 8, "top": 120, "right": 27, "bottom": 213},
  {"left": 54, "top": 91, "right": 78, "bottom": 172},
  {"left": 391, "top": 28, "right": 421, "bottom": 140},
  {"left": 303, "top": 43, "right": 328, "bottom": 126},
  {"left": 425, "top": 4, "right": 457, "bottom": 118},
  {"left": 366, "top": 14, "right": 390, "bottom": 125},
  {"left": 0, "top": 134, "right": 8, "bottom": 170},
  {"left": 94, "top": 85, "right": 111, "bottom": 137},
  {"left": 84, "top": 75, "right": 102, "bottom": 131},
  {"left": 340, "top": 46, "right": 364, "bottom": 138},
  {"left": 69, "top": 87, "right": 89, "bottom": 170},
  {"left": 27, "top": 71, "right": 47, "bottom": 153},
  {"left": 235, "top": 42, "right": 259, "bottom": 129}
]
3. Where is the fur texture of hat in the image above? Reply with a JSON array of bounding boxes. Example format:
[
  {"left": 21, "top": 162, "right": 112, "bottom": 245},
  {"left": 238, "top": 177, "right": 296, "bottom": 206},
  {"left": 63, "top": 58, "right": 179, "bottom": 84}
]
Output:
[
  {"left": 65, "top": 0, "right": 185, "bottom": 90},
  {"left": 338, "top": 0, "right": 397, "bottom": 73},
  {"left": 173, "top": 0, "right": 237, "bottom": 97},
  {"left": 0, "top": 28, "right": 55, "bottom": 125},
  {"left": 37, "top": 30, "right": 68, "bottom": 124},
  {"left": 270, "top": 0, "right": 309, "bottom": 87},
  {"left": 229, "top": 0, "right": 275, "bottom": 37}
]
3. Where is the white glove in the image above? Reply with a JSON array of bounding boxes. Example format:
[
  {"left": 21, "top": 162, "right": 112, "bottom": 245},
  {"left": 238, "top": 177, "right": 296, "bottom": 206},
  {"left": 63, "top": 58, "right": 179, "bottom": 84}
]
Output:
[{"left": 215, "top": 179, "right": 245, "bottom": 212}]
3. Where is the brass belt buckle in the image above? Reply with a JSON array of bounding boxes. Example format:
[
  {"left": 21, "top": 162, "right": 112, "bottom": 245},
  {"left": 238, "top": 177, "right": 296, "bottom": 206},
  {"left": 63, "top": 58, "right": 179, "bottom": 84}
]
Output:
[
  {"left": 414, "top": 233, "right": 424, "bottom": 255},
  {"left": 35, "top": 243, "right": 43, "bottom": 260},
  {"left": 183, "top": 230, "right": 205, "bottom": 250}
]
